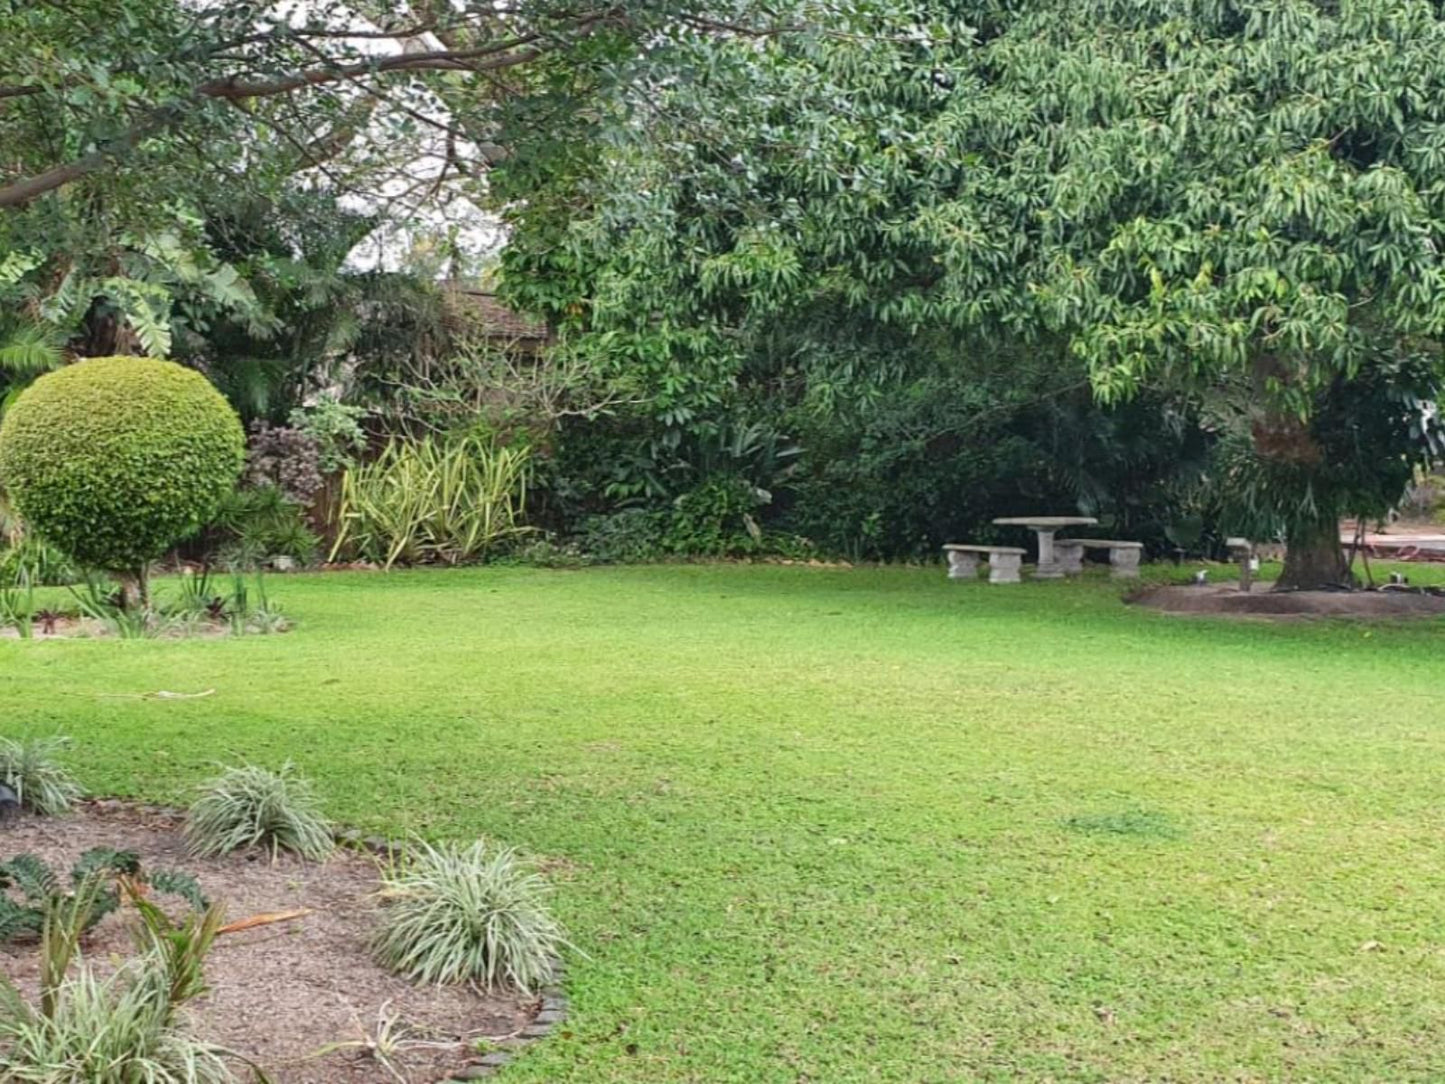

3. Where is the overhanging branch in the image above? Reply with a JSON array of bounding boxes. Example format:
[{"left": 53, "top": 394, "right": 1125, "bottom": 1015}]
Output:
[
  {"left": 0, "top": 9, "right": 620, "bottom": 209},
  {"left": 0, "top": 108, "right": 182, "bottom": 208}
]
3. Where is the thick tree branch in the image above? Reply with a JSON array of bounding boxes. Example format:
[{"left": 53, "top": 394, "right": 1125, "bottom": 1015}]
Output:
[
  {"left": 0, "top": 108, "right": 181, "bottom": 208},
  {"left": 0, "top": 8, "right": 620, "bottom": 209},
  {"left": 195, "top": 41, "right": 549, "bottom": 99}
]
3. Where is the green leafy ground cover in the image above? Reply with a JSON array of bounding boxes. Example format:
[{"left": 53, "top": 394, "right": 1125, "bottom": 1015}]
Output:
[{"left": 3, "top": 564, "right": 1444, "bottom": 1081}]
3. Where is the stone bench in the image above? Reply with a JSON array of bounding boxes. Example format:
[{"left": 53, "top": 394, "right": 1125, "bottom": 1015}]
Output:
[
  {"left": 1056, "top": 539, "right": 1143, "bottom": 578},
  {"left": 942, "top": 544, "right": 1027, "bottom": 584}
]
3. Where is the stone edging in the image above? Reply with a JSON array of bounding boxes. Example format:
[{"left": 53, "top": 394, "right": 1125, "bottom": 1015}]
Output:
[{"left": 87, "top": 801, "right": 569, "bottom": 1082}]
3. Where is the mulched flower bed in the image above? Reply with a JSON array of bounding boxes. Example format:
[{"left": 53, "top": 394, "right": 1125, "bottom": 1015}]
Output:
[
  {"left": 1, "top": 801, "right": 545, "bottom": 1083},
  {"left": 1130, "top": 582, "right": 1445, "bottom": 618}
]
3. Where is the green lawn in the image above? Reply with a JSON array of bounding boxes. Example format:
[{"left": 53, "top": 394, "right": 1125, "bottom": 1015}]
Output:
[{"left": 4, "top": 564, "right": 1445, "bottom": 1082}]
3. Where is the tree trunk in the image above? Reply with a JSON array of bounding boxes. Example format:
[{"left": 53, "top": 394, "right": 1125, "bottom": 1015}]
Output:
[
  {"left": 1277, "top": 517, "right": 1353, "bottom": 591},
  {"left": 116, "top": 569, "right": 150, "bottom": 611}
]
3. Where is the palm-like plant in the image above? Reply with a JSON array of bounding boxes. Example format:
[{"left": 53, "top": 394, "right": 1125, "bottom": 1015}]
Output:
[{"left": 0, "top": 318, "right": 64, "bottom": 414}]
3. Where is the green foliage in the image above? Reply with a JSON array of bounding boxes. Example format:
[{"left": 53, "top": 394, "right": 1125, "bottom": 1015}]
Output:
[
  {"left": 1213, "top": 356, "right": 1445, "bottom": 540},
  {"left": 0, "top": 536, "right": 79, "bottom": 590},
  {"left": 0, "top": 357, "right": 245, "bottom": 579},
  {"left": 0, "top": 885, "right": 246, "bottom": 1084},
  {"left": 372, "top": 838, "right": 567, "bottom": 992},
  {"left": 185, "top": 763, "right": 333, "bottom": 860},
  {"left": 664, "top": 476, "right": 768, "bottom": 557},
  {"left": 0, "top": 847, "right": 207, "bottom": 944},
  {"left": 332, "top": 436, "right": 531, "bottom": 568},
  {"left": 0, "top": 736, "right": 83, "bottom": 815},
  {"left": 784, "top": 364, "right": 1213, "bottom": 560},
  {"left": 497, "top": 0, "right": 1445, "bottom": 583},
  {"left": 0, "top": 318, "right": 65, "bottom": 416},
  {"left": 196, "top": 196, "right": 452, "bottom": 426},
  {"left": 288, "top": 397, "right": 367, "bottom": 475},
  {"left": 204, "top": 486, "right": 320, "bottom": 570},
  {"left": 578, "top": 509, "right": 669, "bottom": 563}
]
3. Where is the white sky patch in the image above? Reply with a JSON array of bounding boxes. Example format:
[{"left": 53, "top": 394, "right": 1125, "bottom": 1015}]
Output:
[{"left": 263, "top": 0, "right": 508, "bottom": 274}]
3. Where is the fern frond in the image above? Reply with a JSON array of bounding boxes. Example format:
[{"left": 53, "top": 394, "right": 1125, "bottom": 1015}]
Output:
[
  {"left": 0, "top": 854, "right": 58, "bottom": 903},
  {"left": 0, "top": 321, "right": 65, "bottom": 378}
]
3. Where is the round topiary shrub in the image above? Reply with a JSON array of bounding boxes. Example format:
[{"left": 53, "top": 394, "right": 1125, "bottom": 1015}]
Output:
[{"left": 0, "top": 356, "right": 244, "bottom": 599}]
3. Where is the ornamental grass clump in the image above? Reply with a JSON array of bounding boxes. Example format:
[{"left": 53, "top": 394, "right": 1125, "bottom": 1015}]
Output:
[
  {"left": 372, "top": 839, "right": 567, "bottom": 992},
  {"left": 185, "top": 763, "right": 333, "bottom": 861},
  {"left": 0, "top": 963, "right": 238, "bottom": 1084},
  {"left": 0, "top": 735, "right": 83, "bottom": 815},
  {"left": 0, "top": 887, "right": 251, "bottom": 1084}
]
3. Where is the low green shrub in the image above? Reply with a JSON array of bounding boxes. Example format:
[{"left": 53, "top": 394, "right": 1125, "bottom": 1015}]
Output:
[
  {"left": 288, "top": 396, "right": 367, "bottom": 475},
  {"left": 371, "top": 838, "right": 567, "bottom": 991},
  {"left": 204, "top": 485, "right": 320, "bottom": 570},
  {"left": 0, "top": 736, "right": 82, "bottom": 814},
  {"left": 508, "top": 535, "right": 592, "bottom": 568},
  {"left": 578, "top": 508, "right": 667, "bottom": 563},
  {"left": 0, "top": 357, "right": 245, "bottom": 603},
  {"left": 185, "top": 763, "right": 333, "bottom": 860},
  {"left": 665, "top": 475, "right": 768, "bottom": 556}
]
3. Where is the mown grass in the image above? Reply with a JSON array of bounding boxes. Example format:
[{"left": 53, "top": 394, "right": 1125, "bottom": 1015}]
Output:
[{"left": 3, "top": 563, "right": 1445, "bottom": 1082}]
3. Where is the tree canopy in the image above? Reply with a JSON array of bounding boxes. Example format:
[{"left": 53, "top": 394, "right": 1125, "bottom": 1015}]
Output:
[
  {"left": 6, "top": 0, "right": 1445, "bottom": 582},
  {"left": 497, "top": 0, "right": 1445, "bottom": 585}
]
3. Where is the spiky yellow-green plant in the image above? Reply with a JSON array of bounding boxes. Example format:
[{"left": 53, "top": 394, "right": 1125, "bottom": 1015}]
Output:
[
  {"left": 371, "top": 838, "right": 567, "bottom": 992},
  {"left": 185, "top": 763, "right": 333, "bottom": 860},
  {"left": 0, "top": 735, "right": 83, "bottom": 815}
]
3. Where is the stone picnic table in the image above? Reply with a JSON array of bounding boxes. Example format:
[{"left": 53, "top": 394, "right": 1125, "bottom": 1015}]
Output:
[{"left": 992, "top": 516, "right": 1098, "bottom": 579}]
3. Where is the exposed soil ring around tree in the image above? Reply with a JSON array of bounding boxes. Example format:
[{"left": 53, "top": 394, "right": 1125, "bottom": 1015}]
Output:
[
  {"left": 0, "top": 802, "right": 542, "bottom": 1083},
  {"left": 1130, "top": 583, "right": 1445, "bottom": 618}
]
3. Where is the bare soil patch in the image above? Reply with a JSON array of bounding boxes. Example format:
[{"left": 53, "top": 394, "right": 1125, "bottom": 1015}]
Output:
[
  {"left": 1130, "top": 582, "right": 1445, "bottom": 619},
  {"left": 0, "top": 802, "right": 538, "bottom": 1083},
  {"left": 0, "top": 615, "right": 111, "bottom": 639},
  {"left": 0, "top": 616, "right": 237, "bottom": 640}
]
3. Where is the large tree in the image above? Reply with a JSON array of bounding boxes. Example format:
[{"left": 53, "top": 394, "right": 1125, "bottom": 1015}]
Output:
[
  {"left": 0, "top": 0, "right": 608, "bottom": 369},
  {"left": 497, "top": 0, "right": 1445, "bottom": 587},
  {"left": 0, "top": 0, "right": 774, "bottom": 381}
]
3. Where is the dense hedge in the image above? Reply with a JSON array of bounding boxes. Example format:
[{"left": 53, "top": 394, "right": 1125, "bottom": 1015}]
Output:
[{"left": 0, "top": 356, "right": 245, "bottom": 572}]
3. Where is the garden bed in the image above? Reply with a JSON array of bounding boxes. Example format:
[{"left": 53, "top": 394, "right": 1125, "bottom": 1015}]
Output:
[
  {"left": 0, "top": 801, "right": 542, "bottom": 1083},
  {"left": 1130, "top": 582, "right": 1445, "bottom": 618},
  {"left": 0, "top": 616, "right": 236, "bottom": 640}
]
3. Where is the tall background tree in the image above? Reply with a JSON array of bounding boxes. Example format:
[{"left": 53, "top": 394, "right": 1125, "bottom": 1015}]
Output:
[
  {"left": 0, "top": 0, "right": 691, "bottom": 377},
  {"left": 495, "top": 0, "right": 1445, "bottom": 584}
]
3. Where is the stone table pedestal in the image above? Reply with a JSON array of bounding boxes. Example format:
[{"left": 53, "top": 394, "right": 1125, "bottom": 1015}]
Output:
[{"left": 992, "top": 516, "right": 1099, "bottom": 579}]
